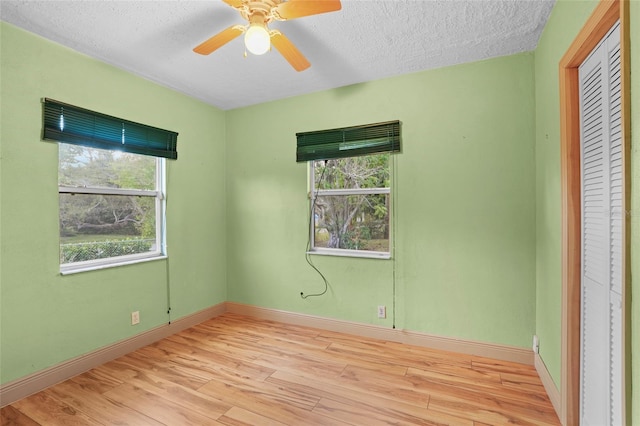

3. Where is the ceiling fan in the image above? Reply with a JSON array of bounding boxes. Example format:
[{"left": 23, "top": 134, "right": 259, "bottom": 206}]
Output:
[{"left": 193, "top": 0, "right": 341, "bottom": 72}]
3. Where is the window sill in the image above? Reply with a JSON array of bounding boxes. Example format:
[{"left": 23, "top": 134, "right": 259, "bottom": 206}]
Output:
[
  {"left": 60, "top": 254, "right": 167, "bottom": 275},
  {"left": 306, "top": 248, "right": 391, "bottom": 260}
]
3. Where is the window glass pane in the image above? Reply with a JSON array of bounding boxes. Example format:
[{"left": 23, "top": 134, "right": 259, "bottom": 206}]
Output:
[
  {"left": 314, "top": 194, "right": 389, "bottom": 252},
  {"left": 59, "top": 144, "right": 156, "bottom": 190},
  {"left": 314, "top": 153, "right": 389, "bottom": 190},
  {"left": 59, "top": 193, "right": 156, "bottom": 263}
]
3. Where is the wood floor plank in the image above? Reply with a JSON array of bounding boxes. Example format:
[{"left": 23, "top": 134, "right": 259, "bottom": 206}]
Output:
[
  {"left": 252, "top": 352, "right": 347, "bottom": 378},
  {"left": 5, "top": 313, "right": 559, "bottom": 425},
  {"left": 500, "top": 371, "right": 550, "bottom": 396},
  {"left": 427, "top": 396, "right": 559, "bottom": 426},
  {"left": 197, "top": 316, "right": 324, "bottom": 345},
  {"left": 327, "top": 340, "right": 472, "bottom": 372},
  {"left": 44, "top": 380, "right": 162, "bottom": 426},
  {"left": 268, "top": 370, "right": 474, "bottom": 426},
  {"left": 198, "top": 375, "right": 347, "bottom": 425},
  {"left": 11, "top": 392, "right": 102, "bottom": 425},
  {"left": 328, "top": 335, "right": 474, "bottom": 366},
  {"left": 123, "top": 373, "right": 232, "bottom": 420},
  {"left": 500, "top": 371, "right": 546, "bottom": 385},
  {"left": 103, "top": 382, "right": 223, "bottom": 425},
  {"left": 155, "top": 337, "right": 276, "bottom": 381},
  {"left": 0, "top": 405, "right": 40, "bottom": 426},
  {"left": 172, "top": 330, "right": 348, "bottom": 379},
  {"left": 93, "top": 358, "right": 145, "bottom": 382},
  {"left": 471, "top": 358, "right": 539, "bottom": 376},
  {"left": 339, "top": 365, "right": 433, "bottom": 406},
  {"left": 407, "top": 366, "right": 504, "bottom": 390},
  {"left": 406, "top": 367, "right": 556, "bottom": 410},
  {"left": 407, "top": 362, "right": 502, "bottom": 385},
  {"left": 191, "top": 324, "right": 262, "bottom": 344},
  {"left": 217, "top": 406, "right": 288, "bottom": 426},
  {"left": 196, "top": 326, "right": 408, "bottom": 377},
  {"left": 213, "top": 314, "right": 323, "bottom": 339},
  {"left": 260, "top": 336, "right": 332, "bottom": 352},
  {"left": 181, "top": 324, "right": 262, "bottom": 347},
  {"left": 198, "top": 366, "right": 320, "bottom": 411},
  {"left": 313, "top": 397, "right": 428, "bottom": 426},
  {"left": 122, "top": 350, "right": 213, "bottom": 389},
  {"left": 500, "top": 377, "right": 550, "bottom": 396},
  {"left": 404, "top": 374, "right": 559, "bottom": 425},
  {"left": 68, "top": 369, "right": 123, "bottom": 394}
]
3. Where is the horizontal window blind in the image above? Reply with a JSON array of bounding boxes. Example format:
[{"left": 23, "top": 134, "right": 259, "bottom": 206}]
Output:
[
  {"left": 43, "top": 98, "right": 178, "bottom": 160},
  {"left": 296, "top": 120, "right": 400, "bottom": 162}
]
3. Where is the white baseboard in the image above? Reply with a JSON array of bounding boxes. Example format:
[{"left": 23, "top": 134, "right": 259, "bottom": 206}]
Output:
[
  {"left": 225, "top": 302, "right": 534, "bottom": 365},
  {"left": 534, "top": 352, "right": 562, "bottom": 421},
  {"left": 0, "top": 302, "right": 226, "bottom": 407}
]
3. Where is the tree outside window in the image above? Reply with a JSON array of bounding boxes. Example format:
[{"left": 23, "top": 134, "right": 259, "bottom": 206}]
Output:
[
  {"left": 311, "top": 153, "right": 390, "bottom": 256},
  {"left": 58, "top": 144, "right": 164, "bottom": 267}
]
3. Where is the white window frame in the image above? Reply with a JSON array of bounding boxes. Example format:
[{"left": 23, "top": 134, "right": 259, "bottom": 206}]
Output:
[
  {"left": 308, "top": 157, "right": 392, "bottom": 259},
  {"left": 59, "top": 149, "right": 167, "bottom": 275}
]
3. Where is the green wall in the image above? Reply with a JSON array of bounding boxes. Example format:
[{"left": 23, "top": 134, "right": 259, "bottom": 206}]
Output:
[
  {"left": 533, "top": 0, "right": 599, "bottom": 390},
  {"left": 226, "top": 53, "right": 537, "bottom": 348},
  {"left": 0, "top": 23, "right": 227, "bottom": 384},
  {"left": 535, "top": 0, "right": 638, "bottom": 420}
]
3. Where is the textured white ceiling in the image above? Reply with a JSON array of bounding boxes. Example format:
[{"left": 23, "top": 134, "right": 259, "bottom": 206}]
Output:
[{"left": 1, "top": 0, "right": 555, "bottom": 110}]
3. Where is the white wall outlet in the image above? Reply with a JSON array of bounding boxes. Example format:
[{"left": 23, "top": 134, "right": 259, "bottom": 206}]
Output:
[
  {"left": 533, "top": 335, "right": 539, "bottom": 354},
  {"left": 131, "top": 311, "right": 140, "bottom": 325},
  {"left": 377, "top": 305, "right": 386, "bottom": 319}
]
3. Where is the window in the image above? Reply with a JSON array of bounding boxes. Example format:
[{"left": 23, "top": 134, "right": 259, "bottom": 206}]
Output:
[
  {"left": 296, "top": 120, "right": 400, "bottom": 259},
  {"left": 310, "top": 153, "right": 391, "bottom": 258},
  {"left": 42, "top": 98, "right": 177, "bottom": 273},
  {"left": 58, "top": 144, "right": 165, "bottom": 273}
]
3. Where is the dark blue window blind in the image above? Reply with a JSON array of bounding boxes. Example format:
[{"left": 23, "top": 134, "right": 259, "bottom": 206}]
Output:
[
  {"left": 296, "top": 120, "right": 400, "bottom": 162},
  {"left": 43, "top": 98, "right": 178, "bottom": 160}
]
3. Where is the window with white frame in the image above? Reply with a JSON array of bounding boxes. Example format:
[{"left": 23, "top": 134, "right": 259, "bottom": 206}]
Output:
[
  {"left": 42, "top": 98, "right": 177, "bottom": 273},
  {"left": 310, "top": 153, "right": 391, "bottom": 258},
  {"left": 58, "top": 144, "right": 166, "bottom": 272}
]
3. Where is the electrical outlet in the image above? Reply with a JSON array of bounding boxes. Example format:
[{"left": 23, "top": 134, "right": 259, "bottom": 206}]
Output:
[
  {"left": 131, "top": 311, "right": 140, "bottom": 325},
  {"left": 533, "top": 335, "right": 539, "bottom": 354},
  {"left": 377, "top": 305, "right": 386, "bottom": 319}
]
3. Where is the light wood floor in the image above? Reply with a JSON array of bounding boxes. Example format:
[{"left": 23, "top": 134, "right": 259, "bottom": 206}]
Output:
[{"left": 2, "top": 313, "right": 560, "bottom": 425}]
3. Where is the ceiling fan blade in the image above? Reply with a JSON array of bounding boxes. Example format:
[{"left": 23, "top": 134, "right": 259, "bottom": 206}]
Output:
[
  {"left": 193, "top": 25, "right": 244, "bottom": 55},
  {"left": 275, "top": 0, "right": 341, "bottom": 20},
  {"left": 270, "top": 30, "right": 310, "bottom": 72}
]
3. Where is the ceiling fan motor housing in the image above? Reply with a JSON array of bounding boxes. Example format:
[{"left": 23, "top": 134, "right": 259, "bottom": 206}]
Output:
[{"left": 240, "top": 0, "right": 285, "bottom": 24}]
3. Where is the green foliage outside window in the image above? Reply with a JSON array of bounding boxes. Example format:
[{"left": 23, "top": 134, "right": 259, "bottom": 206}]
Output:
[
  {"left": 313, "top": 154, "right": 390, "bottom": 252},
  {"left": 59, "top": 144, "right": 159, "bottom": 264},
  {"left": 60, "top": 239, "right": 153, "bottom": 264}
]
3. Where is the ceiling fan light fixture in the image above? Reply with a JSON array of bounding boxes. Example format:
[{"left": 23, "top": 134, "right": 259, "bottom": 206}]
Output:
[
  {"left": 194, "top": 0, "right": 342, "bottom": 71},
  {"left": 244, "top": 23, "right": 270, "bottom": 55}
]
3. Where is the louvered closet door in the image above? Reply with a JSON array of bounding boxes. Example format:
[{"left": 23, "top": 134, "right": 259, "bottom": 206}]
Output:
[{"left": 579, "top": 22, "right": 622, "bottom": 426}]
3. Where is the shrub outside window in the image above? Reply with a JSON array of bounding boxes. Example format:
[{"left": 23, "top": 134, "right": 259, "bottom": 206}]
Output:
[
  {"left": 310, "top": 153, "right": 391, "bottom": 258},
  {"left": 59, "top": 144, "right": 165, "bottom": 273}
]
